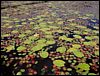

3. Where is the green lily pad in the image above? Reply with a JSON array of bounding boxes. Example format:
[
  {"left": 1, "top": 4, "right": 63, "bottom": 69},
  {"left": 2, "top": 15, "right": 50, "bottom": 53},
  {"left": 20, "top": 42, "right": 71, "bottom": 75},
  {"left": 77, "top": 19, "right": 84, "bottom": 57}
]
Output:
[
  {"left": 74, "top": 31, "right": 81, "bottom": 34},
  {"left": 16, "top": 72, "right": 22, "bottom": 75},
  {"left": 46, "top": 40, "right": 55, "bottom": 45},
  {"left": 12, "top": 30, "right": 19, "bottom": 33},
  {"left": 72, "top": 44, "right": 81, "bottom": 48},
  {"left": 76, "top": 63, "right": 90, "bottom": 70},
  {"left": 6, "top": 45, "right": 14, "bottom": 52},
  {"left": 73, "top": 50, "right": 84, "bottom": 58},
  {"left": 45, "top": 35, "right": 53, "bottom": 39},
  {"left": 18, "top": 34, "right": 26, "bottom": 38},
  {"left": 94, "top": 51, "right": 99, "bottom": 56},
  {"left": 24, "top": 30, "right": 31, "bottom": 34},
  {"left": 67, "top": 48, "right": 78, "bottom": 52},
  {"left": 2, "top": 34, "right": 10, "bottom": 37},
  {"left": 56, "top": 30, "right": 63, "bottom": 33},
  {"left": 53, "top": 60, "right": 65, "bottom": 67},
  {"left": 20, "top": 69, "right": 25, "bottom": 72},
  {"left": 37, "top": 39, "right": 46, "bottom": 43},
  {"left": 56, "top": 47, "right": 66, "bottom": 53},
  {"left": 83, "top": 41, "right": 96, "bottom": 46},
  {"left": 59, "top": 35, "right": 73, "bottom": 42},
  {"left": 40, "top": 51, "right": 49, "bottom": 58},
  {"left": 17, "top": 46, "right": 26, "bottom": 51},
  {"left": 73, "top": 35, "right": 82, "bottom": 39},
  {"left": 28, "top": 36, "right": 38, "bottom": 41},
  {"left": 85, "top": 36, "right": 93, "bottom": 40},
  {"left": 76, "top": 63, "right": 90, "bottom": 75},
  {"left": 31, "top": 44, "right": 46, "bottom": 52},
  {"left": 16, "top": 25, "right": 23, "bottom": 27},
  {"left": 24, "top": 39, "right": 32, "bottom": 44},
  {"left": 88, "top": 73, "right": 96, "bottom": 75}
]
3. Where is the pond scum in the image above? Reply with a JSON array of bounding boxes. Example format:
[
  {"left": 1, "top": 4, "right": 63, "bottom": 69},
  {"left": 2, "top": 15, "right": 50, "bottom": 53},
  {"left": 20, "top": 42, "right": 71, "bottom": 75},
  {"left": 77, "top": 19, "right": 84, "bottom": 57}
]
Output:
[{"left": 1, "top": 1, "right": 99, "bottom": 75}]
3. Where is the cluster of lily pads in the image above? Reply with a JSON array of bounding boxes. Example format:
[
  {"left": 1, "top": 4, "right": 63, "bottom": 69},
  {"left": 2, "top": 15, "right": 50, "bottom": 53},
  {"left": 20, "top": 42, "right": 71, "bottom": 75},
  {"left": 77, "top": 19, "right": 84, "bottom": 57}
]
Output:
[{"left": 1, "top": 1, "right": 99, "bottom": 75}]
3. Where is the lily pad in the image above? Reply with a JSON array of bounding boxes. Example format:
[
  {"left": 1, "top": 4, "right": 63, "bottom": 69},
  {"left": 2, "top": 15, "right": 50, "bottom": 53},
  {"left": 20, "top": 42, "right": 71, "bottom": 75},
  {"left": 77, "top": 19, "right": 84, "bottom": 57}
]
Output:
[
  {"left": 85, "top": 36, "right": 93, "bottom": 40},
  {"left": 94, "top": 51, "right": 99, "bottom": 56},
  {"left": 83, "top": 41, "right": 96, "bottom": 46},
  {"left": 18, "top": 34, "right": 26, "bottom": 38},
  {"left": 16, "top": 72, "right": 22, "bottom": 75},
  {"left": 24, "top": 30, "right": 31, "bottom": 34},
  {"left": 73, "top": 35, "right": 82, "bottom": 39},
  {"left": 67, "top": 48, "right": 78, "bottom": 52},
  {"left": 73, "top": 50, "right": 84, "bottom": 58},
  {"left": 37, "top": 39, "right": 46, "bottom": 43},
  {"left": 76, "top": 63, "right": 90, "bottom": 75},
  {"left": 40, "top": 51, "right": 49, "bottom": 58},
  {"left": 17, "top": 46, "right": 26, "bottom": 51},
  {"left": 59, "top": 35, "right": 73, "bottom": 42},
  {"left": 53, "top": 60, "right": 65, "bottom": 67},
  {"left": 56, "top": 47, "right": 66, "bottom": 53},
  {"left": 88, "top": 73, "right": 96, "bottom": 75},
  {"left": 46, "top": 40, "right": 55, "bottom": 45},
  {"left": 6, "top": 45, "right": 14, "bottom": 52},
  {"left": 2, "top": 34, "right": 10, "bottom": 37},
  {"left": 24, "top": 39, "right": 32, "bottom": 44},
  {"left": 31, "top": 44, "right": 46, "bottom": 52},
  {"left": 12, "top": 30, "right": 19, "bottom": 33},
  {"left": 72, "top": 44, "right": 81, "bottom": 48}
]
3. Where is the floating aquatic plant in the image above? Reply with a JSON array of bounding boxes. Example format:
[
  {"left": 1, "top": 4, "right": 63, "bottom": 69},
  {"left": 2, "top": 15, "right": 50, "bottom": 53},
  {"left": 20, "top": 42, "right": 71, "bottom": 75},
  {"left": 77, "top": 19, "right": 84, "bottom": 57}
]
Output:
[
  {"left": 73, "top": 50, "right": 84, "bottom": 58},
  {"left": 46, "top": 39, "right": 55, "bottom": 45},
  {"left": 53, "top": 60, "right": 65, "bottom": 67},
  {"left": 37, "top": 39, "right": 46, "bottom": 43},
  {"left": 75, "top": 63, "right": 90, "bottom": 75},
  {"left": 72, "top": 44, "right": 81, "bottom": 48},
  {"left": 59, "top": 35, "right": 73, "bottom": 42},
  {"left": 17, "top": 46, "right": 26, "bottom": 52},
  {"left": 56, "top": 47, "right": 66, "bottom": 53},
  {"left": 18, "top": 34, "right": 26, "bottom": 38},
  {"left": 24, "top": 39, "right": 32, "bottom": 44},
  {"left": 94, "top": 51, "right": 99, "bottom": 56},
  {"left": 12, "top": 30, "right": 19, "bottom": 34},
  {"left": 40, "top": 51, "right": 49, "bottom": 58},
  {"left": 6, "top": 45, "right": 14, "bottom": 52},
  {"left": 83, "top": 41, "right": 96, "bottom": 46},
  {"left": 73, "top": 35, "right": 82, "bottom": 39},
  {"left": 88, "top": 73, "right": 96, "bottom": 75},
  {"left": 85, "top": 36, "right": 93, "bottom": 40}
]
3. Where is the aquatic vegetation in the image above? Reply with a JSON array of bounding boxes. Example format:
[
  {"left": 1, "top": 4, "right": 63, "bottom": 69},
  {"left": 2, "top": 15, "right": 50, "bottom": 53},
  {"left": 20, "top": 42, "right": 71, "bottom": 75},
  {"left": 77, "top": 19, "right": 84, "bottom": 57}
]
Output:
[
  {"left": 72, "top": 44, "right": 81, "bottom": 48},
  {"left": 17, "top": 46, "right": 26, "bottom": 52},
  {"left": 88, "top": 73, "right": 96, "bottom": 75},
  {"left": 6, "top": 45, "right": 14, "bottom": 52},
  {"left": 46, "top": 39, "right": 55, "bottom": 45},
  {"left": 73, "top": 35, "right": 82, "bottom": 39},
  {"left": 40, "top": 51, "right": 49, "bottom": 58},
  {"left": 1, "top": 1, "right": 99, "bottom": 75},
  {"left": 75, "top": 63, "right": 90, "bottom": 75},
  {"left": 73, "top": 50, "right": 84, "bottom": 58},
  {"left": 53, "top": 60, "right": 65, "bottom": 67},
  {"left": 56, "top": 47, "right": 66, "bottom": 53},
  {"left": 59, "top": 35, "right": 73, "bottom": 42}
]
